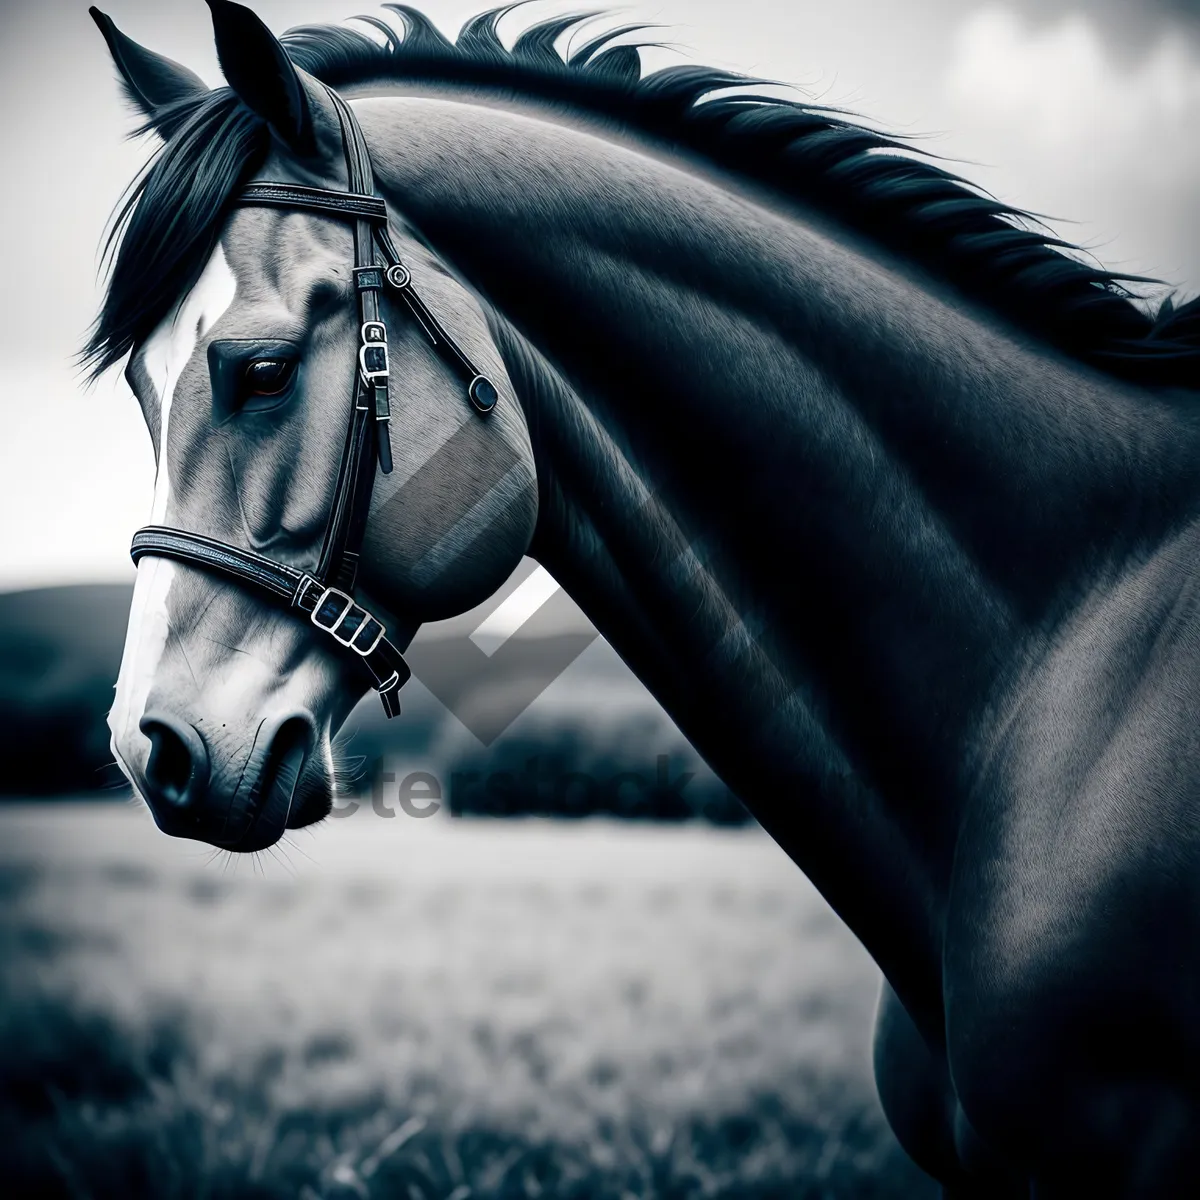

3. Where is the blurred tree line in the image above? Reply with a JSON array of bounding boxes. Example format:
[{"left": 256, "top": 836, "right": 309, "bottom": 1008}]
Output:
[{"left": 0, "top": 585, "right": 750, "bottom": 825}]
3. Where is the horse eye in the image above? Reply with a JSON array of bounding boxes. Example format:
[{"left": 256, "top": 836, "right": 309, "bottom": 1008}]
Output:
[{"left": 242, "top": 358, "right": 297, "bottom": 398}]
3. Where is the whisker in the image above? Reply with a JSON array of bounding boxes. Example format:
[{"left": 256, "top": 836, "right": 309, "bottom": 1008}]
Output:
[
  {"left": 279, "top": 832, "right": 318, "bottom": 867},
  {"left": 266, "top": 843, "right": 297, "bottom": 880},
  {"left": 329, "top": 735, "right": 370, "bottom": 796}
]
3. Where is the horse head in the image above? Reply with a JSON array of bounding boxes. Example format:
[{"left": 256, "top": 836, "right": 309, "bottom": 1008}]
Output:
[{"left": 94, "top": 1, "right": 538, "bottom": 851}]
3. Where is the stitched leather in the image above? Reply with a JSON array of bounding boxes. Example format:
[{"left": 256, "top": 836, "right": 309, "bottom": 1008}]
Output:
[
  {"left": 131, "top": 527, "right": 301, "bottom": 601},
  {"left": 130, "top": 525, "right": 411, "bottom": 702},
  {"left": 238, "top": 182, "right": 387, "bottom": 222}
]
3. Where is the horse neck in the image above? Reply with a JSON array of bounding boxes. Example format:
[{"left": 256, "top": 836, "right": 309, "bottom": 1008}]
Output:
[{"left": 362, "top": 94, "right": 1199, "bottom": 1010}]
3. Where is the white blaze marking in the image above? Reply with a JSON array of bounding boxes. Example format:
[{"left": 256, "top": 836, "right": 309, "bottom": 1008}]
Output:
[{"left": 109, "top": 243, "right": 237, "bottom": 789}]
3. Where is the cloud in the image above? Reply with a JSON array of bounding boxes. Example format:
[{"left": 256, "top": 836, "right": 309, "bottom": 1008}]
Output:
[
  {"left": 998, "top": 0, "right": 1200, "bottom": 60},
  {"left": 1048, "top": 0, "right": 1199, "bottom": 24},
  {"left": 946, "top": 7, "right": 1200, "bottom": 160},
  {"left": 942, "top": 6, "right": 1200, "bottom": 290}
]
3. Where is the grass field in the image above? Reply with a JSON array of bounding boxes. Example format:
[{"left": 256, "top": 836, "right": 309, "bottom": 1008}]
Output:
[{"left": 0, "top": 802, "right": 935, "bottom": 1199}]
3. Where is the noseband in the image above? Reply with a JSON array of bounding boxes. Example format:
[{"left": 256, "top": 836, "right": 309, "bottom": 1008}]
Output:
[{"left": 129, "top": 87, "right": 497, "bottom": 718}]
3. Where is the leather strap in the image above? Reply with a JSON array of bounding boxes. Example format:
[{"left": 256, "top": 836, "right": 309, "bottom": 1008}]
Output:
[
  {"left": 238, "top": 182, "right": 387, "bottom": 223},
  {"left": 313, "top": 84, "right": 390, "bottom": 595},
  {"left": 131, "top": 527, "right": 410, "bottom": 716},
  {"left": 132, "top": 526, "right": 300, "bottom": 601}
]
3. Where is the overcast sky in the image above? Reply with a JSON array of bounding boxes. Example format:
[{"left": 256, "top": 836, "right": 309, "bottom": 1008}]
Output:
[{"left": 1, "top": 0, "right": 1198, "bottom": 593}]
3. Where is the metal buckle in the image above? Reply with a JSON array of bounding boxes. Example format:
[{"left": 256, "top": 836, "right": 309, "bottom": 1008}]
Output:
[
  {"left": 310, "top": 586, "right": 386, "bottom": 657},
  {"left": 350, "top": 619, "right": 386, "bottom": 657},
  {"left": 359, "top": 322, "right": 389, "bottom": 384}
]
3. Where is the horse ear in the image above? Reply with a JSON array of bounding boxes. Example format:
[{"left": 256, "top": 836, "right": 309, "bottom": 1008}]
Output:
[
  {"left": 89, "top": 7, "right": 208, "bottom": 119},
  {"left": 205, "top": 0, "right": 317, "bottom": 157}
]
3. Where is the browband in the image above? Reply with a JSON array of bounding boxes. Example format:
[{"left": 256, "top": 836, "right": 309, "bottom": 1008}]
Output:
[{"left": 238, "top": 182, "right": 388, "bottom": 223}]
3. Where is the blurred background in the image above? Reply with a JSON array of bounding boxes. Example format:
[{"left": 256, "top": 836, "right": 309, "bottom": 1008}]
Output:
[{"left": 1, "top": 0, "right": 1197, "bottom": 1195}]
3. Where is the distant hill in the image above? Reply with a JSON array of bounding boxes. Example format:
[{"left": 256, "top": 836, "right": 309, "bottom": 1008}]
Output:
[{"left": 0, "top": 584, "right": 748, "bottom": 822}]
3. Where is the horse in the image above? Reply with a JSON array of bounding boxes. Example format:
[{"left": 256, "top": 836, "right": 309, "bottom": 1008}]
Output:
[{"left": 90, "top": 2, "right": 1200, "bottom": 1195}]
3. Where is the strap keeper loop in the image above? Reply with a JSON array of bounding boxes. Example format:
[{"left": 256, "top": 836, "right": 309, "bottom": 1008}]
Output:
[{"left": 354, "top": 266, "right": 385, "bottom": 292}]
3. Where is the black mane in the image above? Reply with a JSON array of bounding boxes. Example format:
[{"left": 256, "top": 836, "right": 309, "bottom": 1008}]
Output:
[{"left": 85, "top": 3, "right": 1200, "bottom": 389}]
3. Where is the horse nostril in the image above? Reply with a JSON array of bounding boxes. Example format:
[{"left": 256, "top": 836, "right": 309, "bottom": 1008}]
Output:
[
  {"left": 139, "top": 713, "right": 209, "bottom": 811},
  {"left": 258, "top": 718, "right": 311, "bottom": 814}
]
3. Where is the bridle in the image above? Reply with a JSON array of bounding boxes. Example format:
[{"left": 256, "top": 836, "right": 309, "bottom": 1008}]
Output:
[{"left": 129, "top": 86, "right": 497, "bottom": 719}]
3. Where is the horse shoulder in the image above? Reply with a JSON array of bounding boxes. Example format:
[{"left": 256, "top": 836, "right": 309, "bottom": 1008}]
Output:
[{"left": 944, "top": 526, "right": 1200, "bottom": 1192}]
